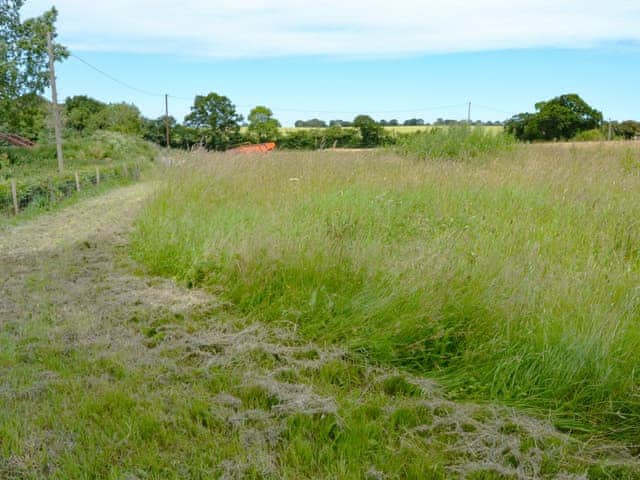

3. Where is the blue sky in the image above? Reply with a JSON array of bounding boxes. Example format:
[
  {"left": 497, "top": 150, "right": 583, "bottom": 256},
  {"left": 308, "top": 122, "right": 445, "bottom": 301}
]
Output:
[{"left": 22, "top": 1, "right": 640, "bottom": 126}]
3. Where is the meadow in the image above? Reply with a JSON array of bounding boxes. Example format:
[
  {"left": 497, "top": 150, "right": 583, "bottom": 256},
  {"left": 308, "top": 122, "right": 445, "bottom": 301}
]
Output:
[{"left": 131, "top": 141, "right": 640, "bottom": 441}]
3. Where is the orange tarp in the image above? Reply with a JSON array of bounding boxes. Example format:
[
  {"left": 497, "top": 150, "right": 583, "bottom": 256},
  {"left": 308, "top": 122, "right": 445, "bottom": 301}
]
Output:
[{"left": 228, "top": 142, "right": 276, "bottom": 154}]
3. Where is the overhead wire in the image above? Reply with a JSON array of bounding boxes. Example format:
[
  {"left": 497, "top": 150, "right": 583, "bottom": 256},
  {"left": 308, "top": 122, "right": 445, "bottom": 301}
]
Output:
[{"left": 69, "top": 52, "right": 511, "bottom": 118}]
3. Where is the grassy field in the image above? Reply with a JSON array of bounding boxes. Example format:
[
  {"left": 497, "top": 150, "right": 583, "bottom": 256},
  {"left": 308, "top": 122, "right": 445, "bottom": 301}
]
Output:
[{"left": 132, "top": 142, "right": 640, "bottom": 443}]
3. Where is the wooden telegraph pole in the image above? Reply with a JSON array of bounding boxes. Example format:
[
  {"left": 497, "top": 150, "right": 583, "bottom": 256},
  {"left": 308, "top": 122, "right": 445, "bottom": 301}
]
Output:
[
  {"left": 164, "top": 94, "right": 171, "bottom": 148},
  {"left": 47, "top": 31, "right": 64, "bottom": 173}
]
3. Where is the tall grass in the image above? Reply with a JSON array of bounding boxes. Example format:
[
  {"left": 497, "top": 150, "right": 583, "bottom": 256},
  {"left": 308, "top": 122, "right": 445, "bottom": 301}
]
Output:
[
  {"left": 396, "top": 125, "right": 515, "bottom": 160},
  {"left": 131, "top": 144, "right": 640, "bottom": 439}
]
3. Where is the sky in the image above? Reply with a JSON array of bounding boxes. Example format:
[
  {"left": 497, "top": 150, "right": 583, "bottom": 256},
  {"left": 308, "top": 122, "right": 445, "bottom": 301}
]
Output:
[{"left": 21, "top": 0, "right": 640, "bottom": 126}]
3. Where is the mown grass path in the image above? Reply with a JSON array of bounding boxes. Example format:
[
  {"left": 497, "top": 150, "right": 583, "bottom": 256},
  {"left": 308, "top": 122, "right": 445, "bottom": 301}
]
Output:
[{"left": 1, "top": 182, "right": 638, "bottom": 479}]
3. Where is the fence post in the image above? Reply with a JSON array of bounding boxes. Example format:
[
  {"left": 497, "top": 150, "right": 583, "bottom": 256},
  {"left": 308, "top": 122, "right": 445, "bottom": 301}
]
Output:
[
  {"left": 123, "top": 163, "right": 129, "bottom": 178},
  {"left": 96, "top": 166, "right": 100, "bottom": 185},
  {"left": 48, "top": 177, "right": 55, "bottom": 204},
  {"left": 75, "top": 172, "right": 81, "bottom": 191},
  {"left": 11, "top": 178, "right": 18, "bottom": 215}
]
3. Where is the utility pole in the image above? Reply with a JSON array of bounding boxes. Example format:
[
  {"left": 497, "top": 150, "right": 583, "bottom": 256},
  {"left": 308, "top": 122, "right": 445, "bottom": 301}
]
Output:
[
  {"left": 47, "top": 31, "right": 64, "bottom": 173},
  {"left": 467, "top": 102, "right": 471, "bottom": 124},
  {"left": 164, "top": 94, "right": 171, "bottom": 149}
]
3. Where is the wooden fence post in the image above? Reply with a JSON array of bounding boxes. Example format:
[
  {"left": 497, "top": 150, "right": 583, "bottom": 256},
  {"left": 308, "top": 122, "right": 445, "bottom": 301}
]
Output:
[
  {"left": 11, "top": 178, "right": 18, "bottom": 215},
  {"left": 75, "top": 172, "right": 81, "bottom": 191},
  {"left": 96, "top": 166, "right": 100, "bottom": 185},
  {"left": 123, "top": 163, "right": 129, "bottom": 178},
  {"left": 48, "top": 178, "right": 55, "bottom": 204}
]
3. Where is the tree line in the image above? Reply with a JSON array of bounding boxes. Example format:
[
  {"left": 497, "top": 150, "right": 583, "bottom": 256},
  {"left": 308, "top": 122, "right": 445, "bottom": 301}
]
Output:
[{"left": 294, "top": 118, "right": 503, "bottom": 128}]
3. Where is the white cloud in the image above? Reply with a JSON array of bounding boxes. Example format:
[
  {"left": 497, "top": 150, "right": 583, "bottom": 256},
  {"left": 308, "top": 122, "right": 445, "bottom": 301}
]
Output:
[{"left": 22, "top": 0, "right": 640, "bottom": 57}]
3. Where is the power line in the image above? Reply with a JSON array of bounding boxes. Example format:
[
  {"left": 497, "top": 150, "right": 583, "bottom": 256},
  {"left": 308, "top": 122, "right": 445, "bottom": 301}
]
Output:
[
  {"left": 70, "top": 53, "right": 165, "bottom": 98},
  {"left": 69, "top": 52, "right": 512, "bottom": 118}
]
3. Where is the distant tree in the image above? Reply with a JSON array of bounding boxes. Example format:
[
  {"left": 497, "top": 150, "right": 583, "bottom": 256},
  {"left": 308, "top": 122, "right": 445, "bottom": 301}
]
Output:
[
  {"left": 353, "top": 114, "right": 383, "bottom": 147},
  {"left": 614, "top": 120, "right": 640, "bottom": 140},
  {"left": 329, "top": 119, "right": 352, "bottom": 127},
  {"left": 142, "top": 115, "right": 177, "bottom": 146},
  {"left": 294, "top": 118, "right": 327, "bottom": 128},
  {"left": 247, "top": 106, "right": 280, "bottom": 142},
  {"left": 404, "top": 118, "right": 425, "bottom": 126},
  {"left": 506, "top": 94, "right": 603, "bottom": 141},
  {"left": 88, "top": 103, "right": 143, "bottom": 135},
  {"left": 64, "top": 95, "right": 106, "bottom": 132},
  {"left": 0, "top": 1, "right": 67, "bottom": 136},
  {"left": 184, "top": 93, "right": 243, "bottom": 150},
  {"left": 388, "top": 119, "right": 399, "bottom": 126}
]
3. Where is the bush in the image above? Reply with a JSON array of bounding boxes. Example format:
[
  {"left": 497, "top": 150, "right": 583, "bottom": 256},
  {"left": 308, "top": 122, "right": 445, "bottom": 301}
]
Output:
[
  {"left": 278, "top": 127, "right": 362, "bottom": 150},
  {"left": 573, "top": 129, "right": 606, "bottom": 142},
  {"left": 396, "top": 126, "right": 515, "bottom": 161}
]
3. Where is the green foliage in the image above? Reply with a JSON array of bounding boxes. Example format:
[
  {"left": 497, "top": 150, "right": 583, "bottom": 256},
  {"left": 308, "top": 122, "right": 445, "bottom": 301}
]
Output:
[
  {"left": 353, "top": 115, "right": 384, "bottom": 147},
  {"left": 295, "top": 118, "right": 328, "bottom": 128},
  {"left": 505, "top": 94, "right": 603, "bottom": 141},
  {"left": 0, "top": 1, "right": 67, "bottom": 136},
  {"left": 573, "top": 129, "right": 606, "bottom": 142},
  {"left": 247, "top": 105, "right": 280, "bottom": 143},
  {"left": 64, "top": 95, "right": 107, "bottom": 133},
  {"left": 614, "top": 120, "right": 640, "bottom": 140},
  {"left": 0, "top": 131, "right": 155, "bottom": 214},
  {"left": 0, "top": 161, "right": 140, "bottom": 215},
  {"left": 396, "top": 125, "right": 515, "bottom": 160},
  {"left": 0, "top": 93, "right": 50, "bottom": 141},
  {"left": 184, "top": 92, "right": 243, "bottom": 151},
  {"left": 277, "top": 126, "right": 362, "bottom": 150},
  {"left": 87, "top": 103, "right": 144, "bottom": 136},
  {"left": 0, "top": 131, "right": 156, "bottom": 178}
]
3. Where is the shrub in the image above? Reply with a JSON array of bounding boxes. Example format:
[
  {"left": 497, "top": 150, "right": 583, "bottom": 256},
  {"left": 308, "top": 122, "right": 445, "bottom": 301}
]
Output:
[
  {"left": 573, "top": 129, "right": 606, "bottom": 142},
  {"left": 278, "top": 127, "right": 362, "bottom": 150}
]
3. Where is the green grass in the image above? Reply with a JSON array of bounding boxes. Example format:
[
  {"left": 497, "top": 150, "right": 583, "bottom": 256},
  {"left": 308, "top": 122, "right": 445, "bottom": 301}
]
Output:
[
  {"left": 131, "top": 143, "right": 640, "bottom": 441},
  {"left": 395, "top": 125, "right": 515, "bottom": 160}
]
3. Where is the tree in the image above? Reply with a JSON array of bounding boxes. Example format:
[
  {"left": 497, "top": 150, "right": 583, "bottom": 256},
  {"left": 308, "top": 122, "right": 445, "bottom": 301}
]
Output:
[
  {"left": 247, "top": 106, "right": 280, "bottom": 142},
  {"left": 353, "top": 114, "right": 383, "bottom": 147},
  {"left": 64, "top": 95, "right": 106, "bottom": 133},
  {"left": 294, "top": 119, "right": 327, "bottom": 128},
  {"left": 505, "top": 94, "right": 603, "bottom": 141},
  {"left": 143, "top": 115, "right": 177, "bottom": 146},
  {"left": 88, "top": 103, "right": 143, "bottom": 135},
  {"left": 614, "top": 120, "right": 640, "bottom": 140},
  {"left": 1, "top": 93, "right": 49, "bottom": 141},
  {"left": 184, "top": 93, "right": 243, "bottom": 150},
  {"left": 0, "top": 1, "right": 67, "bottom": 135}
]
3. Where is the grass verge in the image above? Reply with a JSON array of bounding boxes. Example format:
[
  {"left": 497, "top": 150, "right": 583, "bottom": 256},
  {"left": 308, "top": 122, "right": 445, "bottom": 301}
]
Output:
[{"left": 131, "top": 144, "right": 640, "bottom": 441}]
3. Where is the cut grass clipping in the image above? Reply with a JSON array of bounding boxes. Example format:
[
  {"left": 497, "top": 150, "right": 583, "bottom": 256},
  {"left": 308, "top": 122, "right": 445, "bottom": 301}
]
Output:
[{"left": 131, "top": 143, "right": 640, "bottom": 440}]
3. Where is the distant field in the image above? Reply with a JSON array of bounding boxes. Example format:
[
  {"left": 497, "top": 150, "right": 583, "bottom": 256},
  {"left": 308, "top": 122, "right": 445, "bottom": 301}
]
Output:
[{"left": 133, "top": 142, "right": 640, "bottom": 442}]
